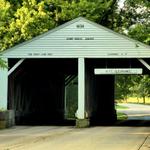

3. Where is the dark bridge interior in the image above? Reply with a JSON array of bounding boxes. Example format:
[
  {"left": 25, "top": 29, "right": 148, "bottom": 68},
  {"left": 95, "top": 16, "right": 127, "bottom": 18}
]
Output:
[
  {"left": 8, "top": 59, "right": 77, "bottom": 125},
  {"left": 8, "top": 58, "right": 150, "bottom": 125},
  {"left": 85, "top": 59, "right": 150, "bottom": 126}
]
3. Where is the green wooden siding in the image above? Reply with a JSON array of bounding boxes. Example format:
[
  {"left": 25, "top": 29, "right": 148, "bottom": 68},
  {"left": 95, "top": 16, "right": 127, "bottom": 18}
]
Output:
[{"left": 0, "top": 17, "right": 150, "bottom": 58}]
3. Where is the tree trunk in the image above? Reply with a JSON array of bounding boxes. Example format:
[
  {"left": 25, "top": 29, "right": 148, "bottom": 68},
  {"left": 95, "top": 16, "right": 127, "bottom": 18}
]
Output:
[
  {"left": 143, "top": 96, "right": 146, "bottom": 104},
  {"left": 124, "top": 97, "right": 127, "bottom": 103}
]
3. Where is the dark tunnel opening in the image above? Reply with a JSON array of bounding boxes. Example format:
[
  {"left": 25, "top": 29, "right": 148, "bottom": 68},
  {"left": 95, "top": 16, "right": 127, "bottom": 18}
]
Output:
[
  {"left": 85, "top": 58, "right": 150, "bottom": 126},
  {"left": 8, "top": 59, "right": 77, "bottom": 125},
  {"left": 7, "top": 58, "right": 150, "bottom": 126}
]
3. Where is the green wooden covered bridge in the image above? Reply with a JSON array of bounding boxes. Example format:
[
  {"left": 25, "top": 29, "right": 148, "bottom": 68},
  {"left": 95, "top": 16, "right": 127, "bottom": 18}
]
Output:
[{"left": 0, "top": 17, "right": 150, "bottom": 128}]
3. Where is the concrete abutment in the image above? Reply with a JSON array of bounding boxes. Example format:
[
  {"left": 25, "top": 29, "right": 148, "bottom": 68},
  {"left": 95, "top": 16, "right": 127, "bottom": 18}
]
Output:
[
  {"left": 0, "top": 110, "right": 15, "bottom": 129},
  {"left": 76, "top": 119, "right": 90, "bottom": 128}
]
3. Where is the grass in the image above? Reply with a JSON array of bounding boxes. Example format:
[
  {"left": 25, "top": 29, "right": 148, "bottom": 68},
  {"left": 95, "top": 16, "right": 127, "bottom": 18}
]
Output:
[
  {"left": 116, "top": 104, "right": 128, "bottom": 120},
  {"left": 115, "top": 105, "right": 129, "bottom": 110},
  {"left": 127, "top": 97, "right": 150, "bottom": 104},
  {"left": 116, "top": 97, "right": 150, "bottom": 105},
  {"left": 117, "top": 112, "right": 128, "bottom": 120}
]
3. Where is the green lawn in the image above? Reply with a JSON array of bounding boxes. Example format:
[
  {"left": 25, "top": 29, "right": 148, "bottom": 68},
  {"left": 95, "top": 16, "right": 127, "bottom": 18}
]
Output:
[
  {"left": 117, "top": 112, "right": 128, "bottom": 120},
  {"left": 115, "top": 105, "right": 129, "bottom": 110},
  {"left": 116, "top": 104, "right": 128, "bottom": 120},
  {"left": 116, "top": 97, "right": 150, "bottom": 105}
]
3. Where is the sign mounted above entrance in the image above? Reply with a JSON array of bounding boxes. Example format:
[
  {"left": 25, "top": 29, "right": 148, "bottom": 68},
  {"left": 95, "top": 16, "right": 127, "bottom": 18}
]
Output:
[{"left": 94, "top": 68, "right": 143, "bottom": 75}]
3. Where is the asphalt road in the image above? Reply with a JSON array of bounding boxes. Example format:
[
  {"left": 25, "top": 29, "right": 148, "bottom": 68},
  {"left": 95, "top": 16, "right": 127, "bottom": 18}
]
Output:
[
  {"left": 0, "top": 126, "right": 150, "bottom": 150},
  {"left": 117, "top": 103, "right": 150, "bottom": 120}
]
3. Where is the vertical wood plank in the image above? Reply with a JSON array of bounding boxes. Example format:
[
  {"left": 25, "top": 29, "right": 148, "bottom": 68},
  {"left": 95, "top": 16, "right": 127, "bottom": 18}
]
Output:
[
  {"left": 77, "top": 57, "right": 85, "bottom": 119},
  {"left": 0, "top": 58, "right": 8, "bottom": 110}
]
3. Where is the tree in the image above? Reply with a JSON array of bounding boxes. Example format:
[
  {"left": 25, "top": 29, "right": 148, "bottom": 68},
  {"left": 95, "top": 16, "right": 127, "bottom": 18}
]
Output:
[
  {"left": 128, "top": 24, "right": 150, "bottom": 45},
  {"left": 114, "top": 0, "right": 150, "bottom": 103},
  {"left": 0, "top": 0, "right": 56, "bottom": 51},
  {"left": 116, "top": 74, "right": 150, "bottom": 104},
  {"left": 0, "top": 0, "right": 118, "bottom": 51},
  {"left": 0, "top": 58, "right": 7, "bottom": 68},
  {"left": 115, "top": 75, "right": 134, "bottom": 102},
  {"left": 116, "top": 0, "right": 150, "bottom": 45},
  {"left": 136, "top": 75, "right": 150, "bottom": 104}
]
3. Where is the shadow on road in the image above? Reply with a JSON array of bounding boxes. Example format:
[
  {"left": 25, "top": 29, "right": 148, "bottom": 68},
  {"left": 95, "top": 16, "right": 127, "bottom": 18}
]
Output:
[
  {"left": 115, "top": 120, "right": 150, "bottom": 127},
  {"left": 90, "top": 120, "right": 150, "bottom": 127}
]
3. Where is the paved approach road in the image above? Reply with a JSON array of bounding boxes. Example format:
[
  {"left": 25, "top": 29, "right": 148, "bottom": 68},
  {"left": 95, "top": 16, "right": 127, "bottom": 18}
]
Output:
[
  {"left": 117, "top": 103, "right": 150, "bottom": 120},
  {"left": 0, "top": 126, "right": 150, "bottom": 150}
]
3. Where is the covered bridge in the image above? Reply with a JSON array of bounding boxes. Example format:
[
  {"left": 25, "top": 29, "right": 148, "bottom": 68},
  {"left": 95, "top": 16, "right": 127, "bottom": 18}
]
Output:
[{"left": 0, "top": 17, "right": 150, "bottom": 127}]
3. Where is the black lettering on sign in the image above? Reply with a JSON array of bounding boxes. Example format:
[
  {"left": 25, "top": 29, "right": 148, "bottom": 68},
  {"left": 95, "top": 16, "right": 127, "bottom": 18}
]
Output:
[
  {"left": 41, "top": 53, "right": 47, "bottom": 56},
  {"left": 33, "top": 53, "right": 40, "bottom": 56},
  {"left": 47, "top": 53, "right": 52, "bottom": 56},
  {"left": 74, "top": 37, "right": 83, "bottom": 40},
  {"left": 85, "top": 37, "right": 94, "bottom": 40},
  {"left": 28, "top": 53, "right": 33, "bottom": 56},
  {"left": 66, "top": 37, "right": 94, "bottom": 41},
  {"left": 120, "top": 53, "right": 128, "bottom": 56},
  {"left": 66, "top": 37, "right": 73, "bottom": 40},
  {"left": 76, "top": 24, "right": 84, "bottom": 28},
  {"left": 27, "top": 53, "right": 53, "bottom": 56},
  {"left": 107, "top": 53, "right": 119, "bottom": 56}
]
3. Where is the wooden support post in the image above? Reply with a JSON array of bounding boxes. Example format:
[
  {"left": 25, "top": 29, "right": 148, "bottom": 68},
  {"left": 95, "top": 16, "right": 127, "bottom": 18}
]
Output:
[
  {"left": 77, "top": 58, "right": 85, "bottom": 119},
  {"left": 76, "top": 58, "right": 89, "bottom": 127},
  {"left": 0, "top": 58, "right": 15, "bottom": 128},
  {"left": 8, "top": 59, "right": 25, "bottom": 76},
  {"left": 138, "top": 59, "right": 150, "bottom": 71},
  {"left": 0, "top": 58, "right": 8, "bottom": 110}
]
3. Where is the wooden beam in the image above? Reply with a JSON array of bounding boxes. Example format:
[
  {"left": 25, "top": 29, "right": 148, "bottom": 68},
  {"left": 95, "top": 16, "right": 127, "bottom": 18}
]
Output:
[
  {"left": 138, "top": 59, "right": 150, "bottom": 71},
  {"left": 0, "top": 58, "right": 8, "bottom": 110},
  {"left": 77, "top": 58, "right": 85, "bottom": 119},
  {"left": 8, "top": 59, "right": 25, "bottom": 76}
]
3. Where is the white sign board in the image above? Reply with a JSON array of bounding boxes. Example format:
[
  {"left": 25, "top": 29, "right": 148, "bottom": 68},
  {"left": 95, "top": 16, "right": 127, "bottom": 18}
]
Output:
[{"left": 94, "top": 68, "right": 143, "bottom": 75}]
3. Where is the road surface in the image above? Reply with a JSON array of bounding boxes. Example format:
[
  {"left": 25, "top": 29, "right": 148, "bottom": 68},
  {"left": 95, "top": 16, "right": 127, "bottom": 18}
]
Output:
[
  {"left": 0, "top": 126, "right": 150, "bottom": 150},
  {"left": 117, "top": 103, "right": 150, "bottom": 120}
]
